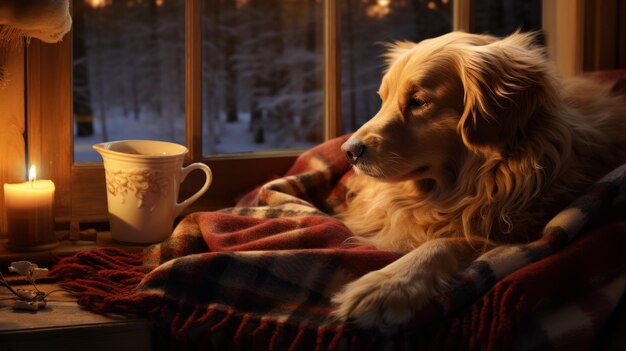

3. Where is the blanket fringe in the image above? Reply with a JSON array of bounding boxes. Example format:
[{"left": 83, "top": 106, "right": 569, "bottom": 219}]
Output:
[
  {"left": 51, "top": 248, "right": 145, "bottom": 279},
  {"left": 176, "top": 308, "right": 203, "bottom": 340},
  {"left": 47, "top": 246, "right": 550, "bottom": 351},
  {"left": 431, "top": 281, "right": 522, "bottom": 351},
  {"left": 50, "top": 247, "right": 156, "bottom": 314},
  {"left": 195, "top": 306, "right": 217, "bottom": 327},
  {"left": 328, "top": 326, "right": 345, "bottom": 351},
  {"left": 315, "top": 326, "right": 326, "bottom": 351},
  {"left": 350, "top": 333, "right": 359, "bottom": 350},
  {"left": 268, "top": 322, "right": 285, "bottom": 351},
  {"left": 252, "top": 318, "right": 271, "bottom": 337},
  {"left": 287, "top": 327, "right": 305, "bottom": 351},
  {"left": 234, "top": 313, "right": 252, "bottom": 341},
  {"left": 210, "top": 309, "right": 234, "bottom": 333},
  {"left": 215, "top": 315, "right": 349, "bottom": 351}
]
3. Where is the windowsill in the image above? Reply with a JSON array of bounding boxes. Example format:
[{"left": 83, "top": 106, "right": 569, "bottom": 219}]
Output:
[
  {"left": 0, "top": 283, "right": 153, "bottom": 349},
  {"left": 0, "top": 232, "right": 146, "bottom": 265}
]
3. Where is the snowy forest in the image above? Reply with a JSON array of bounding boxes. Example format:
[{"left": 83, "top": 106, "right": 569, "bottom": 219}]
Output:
[{"left": 73, "top": 0, "right": 539, "bottom": 162}]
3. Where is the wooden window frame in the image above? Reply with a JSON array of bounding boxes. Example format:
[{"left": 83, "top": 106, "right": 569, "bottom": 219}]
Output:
[{"left": 25, "top": 0, "right": 572, "bottom": 224}]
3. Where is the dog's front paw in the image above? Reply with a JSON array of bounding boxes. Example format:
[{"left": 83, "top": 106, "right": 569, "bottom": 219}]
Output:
[{"left": 331, "top": 268, "right": 437, "bottom": 332}]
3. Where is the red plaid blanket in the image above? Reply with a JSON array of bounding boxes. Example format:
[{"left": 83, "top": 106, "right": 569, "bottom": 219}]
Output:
[{"left": 52, "top": 135, "right": 626, "bottom": 350}]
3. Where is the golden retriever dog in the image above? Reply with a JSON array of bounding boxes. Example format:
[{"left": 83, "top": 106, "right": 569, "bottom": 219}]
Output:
[{"left": 331, "top": 31, "right": 626, "bottom": 331}]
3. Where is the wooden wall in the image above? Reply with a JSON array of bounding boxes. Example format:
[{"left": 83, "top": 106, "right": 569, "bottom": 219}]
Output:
[
  {"left": 0, "top": 44, "right": 25, "bottom": 232},
  {"left": 583, "top": 0, "right": 626, "bottom": 71}
]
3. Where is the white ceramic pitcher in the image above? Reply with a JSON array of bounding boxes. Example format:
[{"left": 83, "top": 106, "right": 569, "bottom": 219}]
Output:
[{"left": 93, "top": 140, "right": 212, "bottom": 244}]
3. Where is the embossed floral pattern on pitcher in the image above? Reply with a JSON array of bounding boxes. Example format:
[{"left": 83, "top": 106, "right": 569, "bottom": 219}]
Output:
[{"left": 105, "top": 168, "right": 170, "bottom": 208}]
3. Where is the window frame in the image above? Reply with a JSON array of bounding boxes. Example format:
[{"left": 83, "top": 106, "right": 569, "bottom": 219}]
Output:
[
  {"left": 27, "top": 0, "right": 341, "bottom": 224},
  {"left": 26, "top": 0, "right": 574, "bottom": 224}
]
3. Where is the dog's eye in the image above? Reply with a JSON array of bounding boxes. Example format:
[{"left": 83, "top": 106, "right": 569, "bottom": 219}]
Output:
[{"left": 409, "top": 97, "right": 428, "bottom": 109}]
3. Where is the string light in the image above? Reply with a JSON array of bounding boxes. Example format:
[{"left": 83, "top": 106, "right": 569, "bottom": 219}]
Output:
[{"left": 85, "top": 0, "right": 111, "bottom": 9}]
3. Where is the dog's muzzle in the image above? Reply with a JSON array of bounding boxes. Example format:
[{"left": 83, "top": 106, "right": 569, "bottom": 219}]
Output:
[{"left": 341, "top": 139, "right": 365, "bottom": 165}]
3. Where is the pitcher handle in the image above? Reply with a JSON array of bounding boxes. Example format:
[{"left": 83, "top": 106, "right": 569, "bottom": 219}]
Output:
[{"left": 175, "top": 162, "right": 212, "bottom": 217}]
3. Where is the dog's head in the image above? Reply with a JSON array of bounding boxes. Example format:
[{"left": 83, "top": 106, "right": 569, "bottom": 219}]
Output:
[{"left": 342, "top": 31, "right": 553, "bottom": 186}]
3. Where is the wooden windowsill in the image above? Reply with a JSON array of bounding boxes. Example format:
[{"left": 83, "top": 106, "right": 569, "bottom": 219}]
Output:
[
  {"left": 0, "top": 283, "right": 153, "bottom": 350},
  {"left": 0, "top": 232, "right": 146, "bottom": 264}
]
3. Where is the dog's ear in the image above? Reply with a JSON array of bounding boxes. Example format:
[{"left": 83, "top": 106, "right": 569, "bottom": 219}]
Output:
[{"left": 458, "top": 32, "right": 550, "bottom": 155}]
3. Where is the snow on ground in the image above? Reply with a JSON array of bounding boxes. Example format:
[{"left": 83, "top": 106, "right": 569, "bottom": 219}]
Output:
[{"left": 74, "top": 112, "right": 316, "bottom": 163}]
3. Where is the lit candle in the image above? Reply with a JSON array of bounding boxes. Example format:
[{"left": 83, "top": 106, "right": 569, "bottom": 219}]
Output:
[{"left": 3, "top": 165, "right": 58, "bottom": 251}]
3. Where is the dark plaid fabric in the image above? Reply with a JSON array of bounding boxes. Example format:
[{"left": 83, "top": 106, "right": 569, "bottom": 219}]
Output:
[{"left": 52, "top": 135, "right": 626, "bottom": 350}]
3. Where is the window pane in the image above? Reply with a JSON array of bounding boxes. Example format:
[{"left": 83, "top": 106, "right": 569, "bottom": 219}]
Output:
[
  {"left": 341, "top": 0, "right": 453, "bottom": 133},
  {"left": 73, "top": 0, "right": 186, "bottom": 163},
  {"left": 473, "top": 0, "right": 542, "bottom": 36},
  {"left": 201, "top": 0, "right": 324, "bottom": 156}
]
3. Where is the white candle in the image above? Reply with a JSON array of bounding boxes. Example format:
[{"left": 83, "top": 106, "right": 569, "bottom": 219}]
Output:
[{"left": 3, "top": 165, "right": 58, "bottom": 251}]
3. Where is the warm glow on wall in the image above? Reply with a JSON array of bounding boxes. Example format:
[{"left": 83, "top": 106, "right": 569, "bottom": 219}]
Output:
[{"left": 86, "top": 0, "right": 111, "bottom": 9}]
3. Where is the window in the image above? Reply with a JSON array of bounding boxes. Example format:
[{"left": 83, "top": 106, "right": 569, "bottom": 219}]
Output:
[
  {"left": 28, "top": 0, "right": 559, "bottom": 225},
  {"left": 201, "top": 0, "right": 325, "bottom": 155},
  {"left": 72, "top": 0, "right": 186, "bottom": 162},
  {"left": 473, "top": 0, "right": 541, "bottom": 36},
  {"left": 341, "top": 0, "right": 453, "bottom": 132}
]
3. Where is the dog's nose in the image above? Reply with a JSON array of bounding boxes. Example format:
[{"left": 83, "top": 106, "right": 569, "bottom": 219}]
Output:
[{"left": 341, "top": 139, "right": 365, "bottom": 165}]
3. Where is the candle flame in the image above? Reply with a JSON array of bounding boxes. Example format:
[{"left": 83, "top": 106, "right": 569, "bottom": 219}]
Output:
[{"left": 29, "top": 165, "right": 37, "bottom": 182}]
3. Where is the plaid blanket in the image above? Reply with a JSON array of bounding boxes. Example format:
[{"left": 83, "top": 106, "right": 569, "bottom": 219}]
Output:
[{"left": 52, "top": 135, "right": 626, "bottom": 350}]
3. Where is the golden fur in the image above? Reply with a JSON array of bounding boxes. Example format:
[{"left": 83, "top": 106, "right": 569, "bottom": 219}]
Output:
[{"left": 331, "top": 31, "right": 626, "bottom": 331}]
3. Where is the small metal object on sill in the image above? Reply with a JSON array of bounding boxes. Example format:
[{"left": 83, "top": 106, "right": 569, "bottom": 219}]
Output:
[
  {"left": 55, "top": 228, "right": 97, "bottom": 242},
  {"left": 54, "top": 218, "right": 98, "bottom": 242},
  {"left": 0, "top": 261, "right": 73, "bottom": 311}
]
